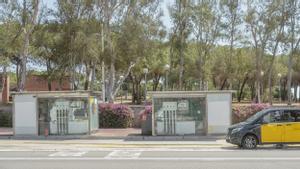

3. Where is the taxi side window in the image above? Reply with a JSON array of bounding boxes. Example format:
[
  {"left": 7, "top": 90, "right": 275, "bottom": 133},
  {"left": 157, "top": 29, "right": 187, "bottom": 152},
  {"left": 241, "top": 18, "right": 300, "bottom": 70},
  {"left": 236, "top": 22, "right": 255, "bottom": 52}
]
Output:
[
  {"left": 290, "top": 111, "right": 300, "bottom": 122},
  {"left": 282, "top": 111, "right": 296, "bottom": 122},
  {"left": 295, "top": 111, "right": 300, "bottom": 122},
  {"left": 263, "top": 111, "right": 282, "bottom": 123}
]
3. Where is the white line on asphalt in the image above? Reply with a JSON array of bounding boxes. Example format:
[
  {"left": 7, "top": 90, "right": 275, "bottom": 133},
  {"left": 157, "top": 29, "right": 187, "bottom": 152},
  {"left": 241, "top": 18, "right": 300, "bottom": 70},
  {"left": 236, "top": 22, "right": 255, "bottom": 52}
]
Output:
[
  {"left": 105, "top": 150, "right": 142, "bottom": 159},
  {"left": 1, "top": 157, "right": 300, "bottom": 161},
  {"left": 49, "top": 151, "right": 87, "bottom": 157}
]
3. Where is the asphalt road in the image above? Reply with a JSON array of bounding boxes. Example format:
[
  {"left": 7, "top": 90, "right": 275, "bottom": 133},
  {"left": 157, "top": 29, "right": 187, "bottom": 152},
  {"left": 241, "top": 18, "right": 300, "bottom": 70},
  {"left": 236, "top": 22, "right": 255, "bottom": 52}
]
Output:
[{"left": 1, "top": 147, "right": 300, "bottom": 169}]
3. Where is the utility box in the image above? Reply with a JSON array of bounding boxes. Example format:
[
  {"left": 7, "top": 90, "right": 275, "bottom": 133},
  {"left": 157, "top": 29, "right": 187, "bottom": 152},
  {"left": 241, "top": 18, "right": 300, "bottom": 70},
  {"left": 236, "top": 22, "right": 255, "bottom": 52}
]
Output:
[
  {"left": 149, "top": 91, "right": 233, "bottom": 136},
  {"left": 13, "top": 91, "right": 100, "bottom": 136}
]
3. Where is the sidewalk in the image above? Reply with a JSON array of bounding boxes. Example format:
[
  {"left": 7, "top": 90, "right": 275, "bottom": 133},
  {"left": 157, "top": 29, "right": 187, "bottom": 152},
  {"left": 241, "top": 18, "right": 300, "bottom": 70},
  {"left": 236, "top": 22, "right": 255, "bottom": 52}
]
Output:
[
  {"left": 0, "top": 128, "right": 225, "bottom": 141},
  {"left": 0, "top": 139, "right": 230, "bottom": 152},
  {"left": 0, "top": 135, "right": 229, "bottom": 150},
  {"left": 0, "top": 134, "right": 226, "bottom": 141},
  {"left": 0, "top": 128, "right": 230, "bottom": 150}
]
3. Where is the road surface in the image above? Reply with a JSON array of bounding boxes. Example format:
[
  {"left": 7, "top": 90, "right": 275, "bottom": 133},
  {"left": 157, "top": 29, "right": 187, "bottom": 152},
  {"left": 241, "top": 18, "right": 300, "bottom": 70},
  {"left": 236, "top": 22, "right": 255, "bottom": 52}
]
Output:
[{"left": 1, "top": 146, "right": 300, "bottom": 169}]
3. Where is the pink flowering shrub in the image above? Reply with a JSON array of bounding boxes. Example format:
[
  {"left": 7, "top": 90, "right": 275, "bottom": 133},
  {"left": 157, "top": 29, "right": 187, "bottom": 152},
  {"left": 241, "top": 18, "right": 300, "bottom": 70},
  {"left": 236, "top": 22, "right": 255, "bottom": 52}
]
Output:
[
  {"left": 99, "top": 103, "right": 134, "bottom": 128},
  {"left": 232, "top": 103, "right": 270, "bottom": 124},
  {"left": 139, "top": 105, "right": 152, "bottom": 121}
]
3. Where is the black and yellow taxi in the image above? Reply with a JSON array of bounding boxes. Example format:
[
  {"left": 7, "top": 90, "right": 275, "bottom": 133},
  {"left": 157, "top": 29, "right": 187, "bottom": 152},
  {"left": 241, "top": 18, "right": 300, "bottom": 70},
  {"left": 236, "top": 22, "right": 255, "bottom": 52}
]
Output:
[{"left": 226, "top": 107, "right": 300, "bottom": 149}]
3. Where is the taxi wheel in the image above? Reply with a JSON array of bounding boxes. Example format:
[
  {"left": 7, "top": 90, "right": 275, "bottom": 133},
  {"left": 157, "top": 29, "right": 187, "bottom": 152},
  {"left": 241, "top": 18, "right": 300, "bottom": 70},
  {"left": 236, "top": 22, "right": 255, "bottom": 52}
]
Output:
[{"left": 242, "top": 134, "right": 258, "bottom": 149}]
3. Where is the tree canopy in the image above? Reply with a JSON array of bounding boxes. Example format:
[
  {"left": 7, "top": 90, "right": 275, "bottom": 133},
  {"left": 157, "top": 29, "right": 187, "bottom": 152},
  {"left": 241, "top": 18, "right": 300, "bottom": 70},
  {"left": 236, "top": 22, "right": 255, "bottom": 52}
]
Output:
[{"left": 1, "top": 0, "right": 300, "bottom": 104}]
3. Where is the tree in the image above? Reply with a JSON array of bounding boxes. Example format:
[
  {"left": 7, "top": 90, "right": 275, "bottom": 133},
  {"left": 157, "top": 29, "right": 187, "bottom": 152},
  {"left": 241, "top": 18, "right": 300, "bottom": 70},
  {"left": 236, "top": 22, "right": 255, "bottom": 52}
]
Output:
[
  {"left": 18, "top": 0, "right": 40, "bottom": 91},
  {"left": 286, "top": 0, "right": 300, "bottom": 105},
  {"left": 98, "top": 0, "right": 161, "bottom": 102},
  {"left": 169, "top": 0, "right": 192, "bottom": 90},
  {"left": 191, "top": 0, "right": 221, "bottom": 90},
  {"left": 219, "top": 0, "right": 242, "bottom": 90},
  {"left": 245, "top": 1, "right": 278, "bottom": 103},
  {"left": 265, "top": 1, "right": 286, "bottom": 104}
]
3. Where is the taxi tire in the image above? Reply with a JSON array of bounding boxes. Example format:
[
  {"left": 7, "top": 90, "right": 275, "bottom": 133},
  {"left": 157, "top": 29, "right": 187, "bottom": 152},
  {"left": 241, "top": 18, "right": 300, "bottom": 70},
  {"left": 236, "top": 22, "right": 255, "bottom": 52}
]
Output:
[{"left": 242, "top": 134, "right": 258, "bottom": 149}]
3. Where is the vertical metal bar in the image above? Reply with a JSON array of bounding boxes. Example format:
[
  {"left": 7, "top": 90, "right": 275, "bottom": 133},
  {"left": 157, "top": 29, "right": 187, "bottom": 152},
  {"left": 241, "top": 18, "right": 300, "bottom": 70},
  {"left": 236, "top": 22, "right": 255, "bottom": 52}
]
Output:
[
  {"left": 174, "top": 110, "right": 176, "bottom": 134},
  {"left": 64, "top": 109, "right": 67, "bottom": 135},
  {"left": 170, "top": 110, "right": 173, "bottom": 135},
  {"left": 66, "top": 109, "right": 68, "bottom": 135},
  {"left": 168, "top": 110, "right": 171, "bottom": 135},
  {"left": 163, "top": 110, "right": 166, "bottom": 134},
  {"left": 56, "top": 109, "right": 59, "bottom": 135}
]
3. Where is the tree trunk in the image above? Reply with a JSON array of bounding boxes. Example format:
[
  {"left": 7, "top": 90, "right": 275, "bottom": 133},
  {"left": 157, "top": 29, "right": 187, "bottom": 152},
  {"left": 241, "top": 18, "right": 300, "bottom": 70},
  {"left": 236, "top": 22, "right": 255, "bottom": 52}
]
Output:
[
  {"left": 84, "top": 63, "right": 91, "bottom": 90},
  {"left": 287, "top": 52, "right": 293, "bottom": 105},
  {"left": 220, "top": 78, "right": 227, "bottom": 90},
  {"left": 152, "top": 74, "right": 161, "bottom": 91},
  {"left": 16, "top": 63, "right": 19, "bottom": 89},
  {"left": 47, "top": 78, "right": 52, "bottom": 91},
  {"left": 18, "top": 32, "right": 30, "bottom": 91},
  {"left": 107, "top": 61, "right": 115, "bottom": 103},
  {"left": 238, "top": 76, "right": 248, "bottom": 102},
  {"left": 131, "top": 79, "right": 142, "bottom": 104},
  {"left": 254, "top": 46, "right": 265, "bottom": 103},
  {"left": 294, "top": 84, "right": 298, "bottom": 102},
  {"left": 178, "top": 0, "right": 185, "bottom": 91},
  {"left": 267, "top": 67, "right": 273, "bottom": 105},
  {"left": 46, "top": 59, "right": 51, "bottom": 91}
]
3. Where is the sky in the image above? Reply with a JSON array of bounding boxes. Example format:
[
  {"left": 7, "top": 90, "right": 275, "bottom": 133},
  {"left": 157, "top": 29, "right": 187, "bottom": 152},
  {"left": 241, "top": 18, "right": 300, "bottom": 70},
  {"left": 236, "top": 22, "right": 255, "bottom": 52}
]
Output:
[{"left": 43, "top": 0, "right": 174, "bottom": 30}]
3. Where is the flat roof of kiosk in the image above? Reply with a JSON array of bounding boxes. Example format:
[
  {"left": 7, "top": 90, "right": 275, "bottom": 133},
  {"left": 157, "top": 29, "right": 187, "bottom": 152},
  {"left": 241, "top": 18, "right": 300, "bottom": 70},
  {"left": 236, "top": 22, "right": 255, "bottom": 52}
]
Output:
[
  {"left": 11, "top": 90, "right": 101, "bottom": 98},
  {"left": 148, "top": 90, "right": 235, "bottom": 98}
]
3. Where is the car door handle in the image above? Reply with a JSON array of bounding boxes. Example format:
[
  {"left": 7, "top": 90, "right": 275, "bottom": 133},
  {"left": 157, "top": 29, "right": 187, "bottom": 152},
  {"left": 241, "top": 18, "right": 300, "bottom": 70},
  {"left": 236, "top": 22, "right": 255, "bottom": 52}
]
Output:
[
  {"left": 277, "top": 124, "right": 282, "bottom": 126},
  {"left": 286, "top": 124, "right": 292, "bottom": 126}
]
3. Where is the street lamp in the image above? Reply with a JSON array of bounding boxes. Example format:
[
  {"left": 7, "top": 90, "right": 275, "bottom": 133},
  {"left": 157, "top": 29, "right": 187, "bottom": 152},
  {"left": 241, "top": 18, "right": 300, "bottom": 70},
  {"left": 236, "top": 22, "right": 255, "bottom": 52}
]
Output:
[
  {"left": 261, "top": 71, "right": 264, "bottom": 95},
  {"left": 143, "top": 68, "right": 149, "bottom": 102},
  {"left": 164, "top": 64, "right": 170, "bottom": 91},
  {"left": 278, "top": 73, "right": 282, "bottom": 102}
]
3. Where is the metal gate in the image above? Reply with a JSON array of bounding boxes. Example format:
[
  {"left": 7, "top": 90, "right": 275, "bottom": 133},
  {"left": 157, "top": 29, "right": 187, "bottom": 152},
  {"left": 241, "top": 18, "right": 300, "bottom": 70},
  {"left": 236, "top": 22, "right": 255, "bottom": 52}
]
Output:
[
  {"left": 56, "top": 108, "right": 69, "bottom": 135},
  {"left": 162, "top": 102, "right": 177, "bottom": 135}
]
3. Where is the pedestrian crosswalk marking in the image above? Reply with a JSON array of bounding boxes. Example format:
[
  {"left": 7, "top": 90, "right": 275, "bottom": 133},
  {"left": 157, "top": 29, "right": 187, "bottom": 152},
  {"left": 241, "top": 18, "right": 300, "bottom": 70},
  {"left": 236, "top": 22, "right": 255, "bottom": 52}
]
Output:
[
  {"left": 105, "top": 150, "right": 142, "bottom": 159},
  {"left": 49, "top": 151, "right": 87, "bottom": 157}
]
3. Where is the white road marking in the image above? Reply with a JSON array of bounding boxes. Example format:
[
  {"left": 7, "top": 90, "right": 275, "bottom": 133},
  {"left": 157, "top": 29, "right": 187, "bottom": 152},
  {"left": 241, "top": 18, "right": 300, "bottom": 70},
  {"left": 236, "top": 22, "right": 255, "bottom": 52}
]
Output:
[
  {"left": 105, "top": 150, "right": 142, "bottom": 159},
  {"left": 49, "top": 151, "right": 87, "bottom": 157},
  {"left": 0, "top": 148, "right": 235, "bottom": 152},
  {"left": 1, "top": 157, "right": 300, "bottom": 161}
]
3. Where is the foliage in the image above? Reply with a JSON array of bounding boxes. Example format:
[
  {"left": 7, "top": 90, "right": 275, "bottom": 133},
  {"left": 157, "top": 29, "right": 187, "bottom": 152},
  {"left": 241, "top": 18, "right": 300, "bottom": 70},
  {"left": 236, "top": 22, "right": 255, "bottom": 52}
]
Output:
[
  {"left": 139, "top": 105, "right": 152, "bottom": 121},
  {"left": 0, "top": 112, "right": 12, "bottom": 127},
  {"left": 98, "top": 103, "right": 134, "bottom": 128},
  {"left": 0, "top": 1, "right": 300, "bottom": 104},
  {"left": 232, "top": 103, "right": 270, "bottom": 124}
]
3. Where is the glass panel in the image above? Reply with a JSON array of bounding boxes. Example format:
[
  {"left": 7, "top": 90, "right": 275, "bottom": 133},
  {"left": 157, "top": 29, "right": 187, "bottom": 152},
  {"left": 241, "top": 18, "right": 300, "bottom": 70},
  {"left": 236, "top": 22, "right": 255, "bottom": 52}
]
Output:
[
  {"left": 154, "top": 97, "right": 205, "bottom": 135},
  {"left": 263, "top": 111, "right": 282, "bottom": 123},
  {"left": 282, "top": 111, "right": 296, "bottom": 122},
  {"left": 38, "top": 98, "right": 89, "bottom": 135}
]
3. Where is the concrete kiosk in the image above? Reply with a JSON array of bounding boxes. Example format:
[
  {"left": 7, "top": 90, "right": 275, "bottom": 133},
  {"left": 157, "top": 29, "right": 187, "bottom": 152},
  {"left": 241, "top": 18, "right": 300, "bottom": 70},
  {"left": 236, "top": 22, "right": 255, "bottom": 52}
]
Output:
[
  {"left": 149, "top": 91, "right": 233, "bottom": 136},
  {"left": 13, "top": 91, "right": 100, "bottom": 136}
]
